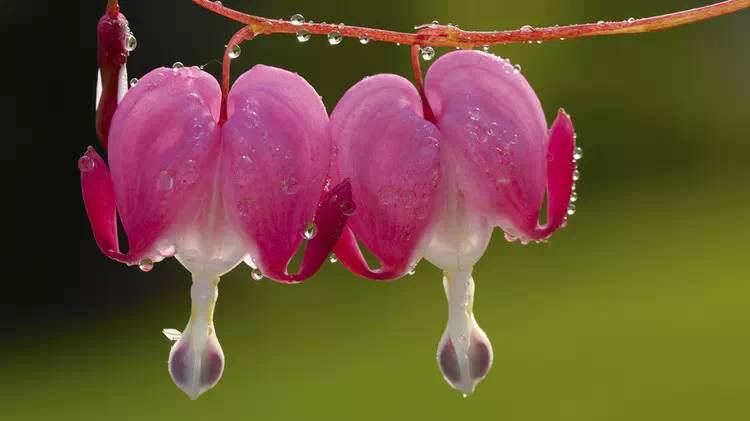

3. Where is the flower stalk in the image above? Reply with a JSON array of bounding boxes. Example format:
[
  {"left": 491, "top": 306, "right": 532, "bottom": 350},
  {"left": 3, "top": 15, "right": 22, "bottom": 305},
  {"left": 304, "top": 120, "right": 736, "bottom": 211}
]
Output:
[{"left": 193, "top": 0, "right": 749, "bottom": 48}]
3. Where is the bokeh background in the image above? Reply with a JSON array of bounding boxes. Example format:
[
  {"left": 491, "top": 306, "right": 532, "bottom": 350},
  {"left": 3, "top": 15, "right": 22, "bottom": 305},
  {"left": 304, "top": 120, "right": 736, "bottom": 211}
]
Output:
[{"left": 8, "top": 0, "right": 750, "bottom": 420}]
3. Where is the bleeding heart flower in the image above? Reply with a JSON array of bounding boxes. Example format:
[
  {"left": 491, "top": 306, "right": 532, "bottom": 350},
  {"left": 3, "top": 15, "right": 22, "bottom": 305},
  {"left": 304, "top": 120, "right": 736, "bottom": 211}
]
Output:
[
  {"left": 95, "top": 5, "right": 132, "bottom": 147},
  {"left": 330, "top": 50, "right": 578, "bottom": 395},
  {"left": 80, "top": 65, "right": 353, "bottom": 399}
]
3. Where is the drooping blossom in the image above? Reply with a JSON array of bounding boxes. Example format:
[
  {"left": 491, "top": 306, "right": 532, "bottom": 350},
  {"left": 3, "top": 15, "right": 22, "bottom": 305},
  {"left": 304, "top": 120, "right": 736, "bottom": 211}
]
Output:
[
  {"left": 330, "top": 50, "right": 578, "bottom": 395},
  {"left": 80, "top": 64, "right": 353, "bottom": 399}
]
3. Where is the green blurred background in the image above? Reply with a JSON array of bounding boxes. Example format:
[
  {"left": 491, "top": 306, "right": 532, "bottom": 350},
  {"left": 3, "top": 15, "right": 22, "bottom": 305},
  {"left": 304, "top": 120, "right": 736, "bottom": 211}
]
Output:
[{"left": 9, "top": 0, "right": 750, "bottom": 420}]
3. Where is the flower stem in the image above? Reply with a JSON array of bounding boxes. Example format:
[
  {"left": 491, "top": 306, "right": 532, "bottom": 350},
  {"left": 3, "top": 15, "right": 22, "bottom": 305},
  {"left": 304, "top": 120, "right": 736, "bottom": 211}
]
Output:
[
  {"left": 106, "top": 0, "right": 119, "bottom": 17},
  {"left": 410, "top": 45, "right": 436, "bottom": 123},
  {"left": 192, "top": 0, "right": 749, "bottom": 48},
  {"left": 219, "top": 26, "right": 255, "bottom": 124}
]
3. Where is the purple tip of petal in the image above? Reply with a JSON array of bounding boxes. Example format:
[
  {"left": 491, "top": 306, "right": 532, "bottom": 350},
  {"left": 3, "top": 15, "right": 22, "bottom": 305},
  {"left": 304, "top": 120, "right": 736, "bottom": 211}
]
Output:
[{"left": 533, "top": 109, "right": 576, "bottom": 239}]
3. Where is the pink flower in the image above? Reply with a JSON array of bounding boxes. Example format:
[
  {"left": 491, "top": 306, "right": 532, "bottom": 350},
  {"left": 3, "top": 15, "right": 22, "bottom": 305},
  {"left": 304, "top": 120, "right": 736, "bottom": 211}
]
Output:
[
  {"left": 80, "top": 65, "right": 353, "bottom": 399},
  {"left": 330, "top": 50, "right": 578, "bottom": 395}
]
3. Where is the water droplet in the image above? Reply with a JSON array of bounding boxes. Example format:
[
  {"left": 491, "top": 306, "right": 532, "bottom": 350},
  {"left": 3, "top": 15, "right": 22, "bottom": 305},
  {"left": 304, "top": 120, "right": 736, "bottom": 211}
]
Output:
[
  {"left": 78, "top": 155, "right": 95, "bottom": 172},
  {"left": 162, "top": 328, "right": 182, "bottom": 342},
  {"left": 176, "top": 160, "right": 198, "bottom": 185},
  {"left": 570, "top": 191, "right": 578, "bottom": 203},
  {"left": 251, "top": 268, "right": 264, "bottom": 281},
  {"left": 627, "top": 17, "right": 635, "bottom": 23},
  {"left": 329, "top": 254, "right": 338, "bottom": 264},
  {"left": 327, "top": 32, "right": 342, "bottom": 45},
  {"left": 172, "top": 61, "right": 184, "bottom": 69},
  {"left": 359, "top": 35, "right": 370, "bottom": 44},
  {"left": 139, "top": 258, "right": 154, "bottom": 272},
  {"left": 513, "top": 64, "right": 522, "bottom": 74},
  {"left": 281, "top": 176, "right": 301, "bottom": 195},
  {"left": 378, "top": 186, "right": 397, "bottom": 205},
  {"left": 597, "top": 20, "right": 605, "bottom": 25},
  {"left": 128, "top": 77, "right": 139, "bottom": 88},
  {"left": 126, "top": 32, "right": 137, "bottom": 52},
  {"left": 432, "top": 20, "right": 440, "bottom": 25},
  {"left": 407, "top": 264, "right": 417, "bottom": 275},
  {"left": 536, "top": 40, "right": 543, "bottom": 44},
  {"left": 156, "top": 170, "right": 174, "bottom": 191},
  {"left": 290, "top": 14, "right": 305, "bottom": 25},
  {"left": 159, "top": 245, "right": 176, "bottom": 257},
  {"left": 421, "top": 46, "right": 435, "bottom": 61},
  {"left": 468, "top": 107, "right": 481, "bottom": 121},
  {"left": 228, "top": 44, "right": 241, "bottom": 59},
  {"left": 567, "top": 203, "right": 577, "bottom": 216},
  {"left": 504, "top": 232, "right": 517, "bottom": 242},
  {"left": 339, "top": 198, "right": 356, "bottom": 216},
  {"left": 482, "top": 45, "right": 490, "bottom": 52},
  {"left": 520, "top": 25, "right": 534, "bottom": 32},
  {"left": 303, "top": 222, "right": 318, "bottom": 240},
  {"left": 573, "top": 169, "right": 581, "bottom": 181},
  {"left": 573, "top": 146, "right": 583, "bottom": 160},
  {"left": 296, "top": 30, "right": 311, "bottom": 43}
]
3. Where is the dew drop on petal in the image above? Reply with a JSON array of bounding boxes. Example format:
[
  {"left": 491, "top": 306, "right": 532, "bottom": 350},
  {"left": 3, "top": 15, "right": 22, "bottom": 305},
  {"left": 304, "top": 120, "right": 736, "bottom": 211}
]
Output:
[
  {"left": 574, "top": 146, "right": 583, "bottom": 160},
  {"left": 378, "top": 186, "right": 397, "bottom": 205},
  {"left": 251, "top": 268, "right": 264, "bottom": 281},
  {"left": 570, "top": 191, "right": 578, "bottom": 203},
  {"left": 339, "top": 198, "right": 356, "bottom": 216},
  {"left": 296, "top": 30, "right": 311, "bottom": 43},
  {"left": 302, "top": 222, "right": 318, "bottom": 240},
  {"left": 567, "top": 203, "right": 577, "bottom": 216},
  {"left": 129, "top": 77, "right": 139, "bottom": 88},
  {"left": 520, "top": 25, "right": 534, "bottom": 32},
  {"left": 228, "top": 44, "right": 241, "bottom": 59},
  {"left": 359, "top": 35, "right": 370, "bottom": 44},
  {"left": 573, "top": 169, "right": 581, "bottom": 181},
  {"left": 156, "top": 170, "right": 174, "bottom": 191},
  {"left": 482, "top": 45, "right": 490, "bottom": 52},
  {"left": 172, "top": 61, "right": 184, "bottom": 69},
  {"left": 327, "top": 32, "right": 342, "bottom": 45},
  {"left": 126, "top": 32, "right": 138, "bottom": 52},
  {"left": 162, "top": 328, "right": 182, "bottom": 342},
  {"left": 78, "top": 155, "right": 95, "bottom": 172},
  {"left": 407, "top": 264, "right": 417, "bottom": 276},
  {"left": 421, "top": 46, "right": 435, "bottom": 61},
  {"left": 513, "top": 64, "right": 522, "bottom": 74},
  {"left": 627, "top": 17, "right": 636, "bottom": 23},
  {"left": 468, "top": 107, "right": 481, "bottom": 121},
  {"left": 329, "top": 254, "right": 338, "bottom": 264},
  {"left": 139, "top": 258, "right": 154, "bottom": 272},
  {"left": 290, "top": 14, "right": 305, "bottom": 25}
]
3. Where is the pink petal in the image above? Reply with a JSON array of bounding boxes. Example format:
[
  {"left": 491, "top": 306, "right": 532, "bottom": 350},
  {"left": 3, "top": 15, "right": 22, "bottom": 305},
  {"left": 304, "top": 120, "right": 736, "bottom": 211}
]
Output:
[
  {"left": 534, "top": 110, "right": 576, "bottom": 239},
  {"left": 424, "top": 51, "right": 549, "bottom": 240},
  {"left": 79, "top": 147, "right": 127, "bottom": 263},
  {"left": 107, "top": 67, "right": 222, "bottom": 260},
  {"left": 221, "top": 65, "right": 331, "bottom": 281},
  {"left": 330, "top": 74, "right": 442, "bottom": 279}
]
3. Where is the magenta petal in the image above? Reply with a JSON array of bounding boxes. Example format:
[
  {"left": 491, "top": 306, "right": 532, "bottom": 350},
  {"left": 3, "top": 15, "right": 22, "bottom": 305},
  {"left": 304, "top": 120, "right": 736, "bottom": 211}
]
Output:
[
  {"left": 330, "top": 74, "right": 442, "bottom": 279},
  {"left": 107, "top": 67, "right": 222, "bottom": 259},
  {"left": 424, "top": 51, "right": 549, "bottom": 239},
  {"left": 79, "top": 147, "right": 127, "bottom": 263},
  {"left": 221, "top": 65, "right": 330, "bottom": 281},
  {"left": 534, "top": 109, "right": 576, "bottom": 238}
]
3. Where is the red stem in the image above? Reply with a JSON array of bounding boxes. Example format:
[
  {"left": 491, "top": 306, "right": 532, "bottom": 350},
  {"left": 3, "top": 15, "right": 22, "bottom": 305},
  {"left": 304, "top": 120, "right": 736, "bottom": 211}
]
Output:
[
  {"left": 220, "top": 26, "right": 255, "bottom": 124},
  {"left": 106, "top": 0, "right": 119, "bottom": 17},
  {"left": 192, "top": 0, "right": 749, "bottom": 47}
]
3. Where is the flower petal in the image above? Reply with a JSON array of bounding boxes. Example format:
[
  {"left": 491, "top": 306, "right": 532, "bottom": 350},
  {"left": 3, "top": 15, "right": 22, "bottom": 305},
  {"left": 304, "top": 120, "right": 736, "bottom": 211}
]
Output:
[
  {"left": 96, "top": 11, "right": 130, "bottom": 148},
  {"left": 107, "top": 67, "right": 222, "bottom": 263},
  {"left": 330, "top": 74, "right": 442, "bottom": 279},
  {"left": 424, "top": 51, "right": 549, "bottom": 240},
  {"left": 534, "top": 109, "right": 576, "bottom": 239},
  {"left": 221, "top": 65, "right": 331, "bottom": 281}
]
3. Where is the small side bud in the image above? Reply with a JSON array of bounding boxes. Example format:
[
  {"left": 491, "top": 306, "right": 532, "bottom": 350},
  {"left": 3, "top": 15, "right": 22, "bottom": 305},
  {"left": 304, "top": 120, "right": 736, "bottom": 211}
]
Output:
[
  {"left": 96, "top": 7, "right": 130, "bottom": 147},
  {"left": 168, "top": 277, "right": 225, "bottom": 400}
]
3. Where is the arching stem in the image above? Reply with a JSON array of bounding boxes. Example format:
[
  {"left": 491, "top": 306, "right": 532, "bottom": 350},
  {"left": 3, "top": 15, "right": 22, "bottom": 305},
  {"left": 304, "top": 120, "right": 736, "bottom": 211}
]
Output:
[
  {"left": 220, "top": 26, "right": 255, "bottom": 124},
  {"left": 410, "top": 45, "right": 436, "bottom": 123},
  {"left": 193, "top": 0, "right": 749, "bottom": 48}
]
